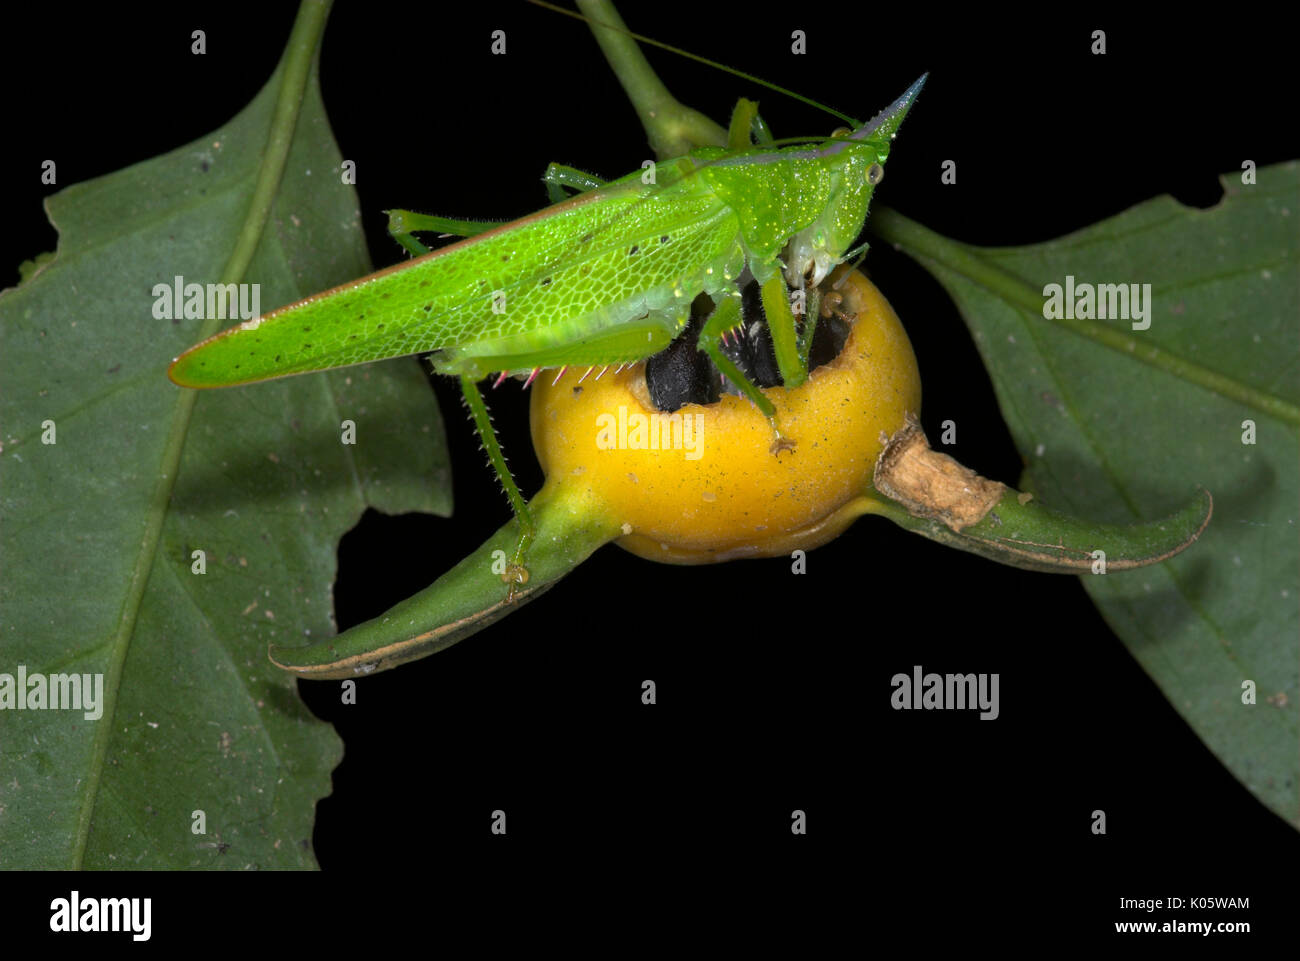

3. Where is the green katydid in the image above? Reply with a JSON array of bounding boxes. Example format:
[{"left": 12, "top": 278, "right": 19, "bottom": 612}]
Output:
[{"left": 167, "top": 15, "right": 926, "bottom": 589}]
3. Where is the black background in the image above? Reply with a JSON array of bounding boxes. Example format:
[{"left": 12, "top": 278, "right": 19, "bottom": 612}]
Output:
[{"left": 2, "top": 0, "right": 1296, "bottom": 942}]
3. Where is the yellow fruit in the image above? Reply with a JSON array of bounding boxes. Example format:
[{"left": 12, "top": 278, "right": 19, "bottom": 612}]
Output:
[{"left": 529, "top": 269, "right": 921, "bottom": 563}]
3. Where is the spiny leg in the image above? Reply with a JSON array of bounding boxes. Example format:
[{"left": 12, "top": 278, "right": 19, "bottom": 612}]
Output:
[
  {"left": 459, "top": 375, "right": 535, "bottom": 597},
  {"left": 385, "top": 209, "right": 500, "bottom": 258},
  {"left": 697, "top": 293, "right": 793, "bottom": 454},
  {"left": 757, "top": 271, "right": 808, "bottom": 391},
  {"left": 797, "top": 283, "right": 821, "bottom": 372},
  {"left": 543, "top": 163, "right": 607, "bottom": 203},
  {"left": 390, "top": 220, "right": 535, "bottom": 589}
]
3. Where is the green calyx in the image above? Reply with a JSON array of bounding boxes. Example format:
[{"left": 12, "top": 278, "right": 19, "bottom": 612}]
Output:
[
  {"left": 269, "top": 481, "right": 620, "bottom": 679},
  {"left": 867, "top": 414, "right": 1211, "bottom": 573}
]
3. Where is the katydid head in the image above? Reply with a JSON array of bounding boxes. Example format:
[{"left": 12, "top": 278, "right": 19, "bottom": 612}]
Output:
[{"left": 785, "top": 74, "right": 927, "bottom": 288}]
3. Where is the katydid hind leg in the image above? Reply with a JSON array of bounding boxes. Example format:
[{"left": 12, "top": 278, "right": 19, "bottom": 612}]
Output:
[
  {"left": 459, "top": 375, "right": 535, "bottom": 597},
  {"left": 435, "top": 309, "right": 683, "bottom": 381}
]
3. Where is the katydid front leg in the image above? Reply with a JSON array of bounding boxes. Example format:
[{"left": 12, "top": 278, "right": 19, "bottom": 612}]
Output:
[
  {"left": 696, "top": 293, "right": 795, "bottom": 455},
  {"left": 797, "top": 283, "right": 821, "bottom": 372},
  {"left": 755, "top": 270, "right": 807, "bottom": 392}
]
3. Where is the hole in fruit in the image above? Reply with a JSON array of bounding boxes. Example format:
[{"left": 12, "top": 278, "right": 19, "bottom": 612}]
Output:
[{"left": 645, "top": 272, "right": 852, "bottom": 412}]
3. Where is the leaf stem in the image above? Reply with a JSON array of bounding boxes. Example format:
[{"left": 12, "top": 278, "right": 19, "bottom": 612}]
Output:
[
  {"left": 72, "top": 0, "right": 333, "bottom": 869},
  {"left": 871, "top": 206, "right": 1300, "bottom": 428},
  {"left": 572, "top": 0, "right": 727, "bottom": 158}
]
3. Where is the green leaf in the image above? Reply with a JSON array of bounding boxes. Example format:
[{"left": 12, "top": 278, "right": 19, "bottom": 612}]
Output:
[
  {"left": 872, "top": 162, "right": 1300, "bottom": 830},
  {"left": 0, "top": 4, "right": 450, "bottom": 868}
]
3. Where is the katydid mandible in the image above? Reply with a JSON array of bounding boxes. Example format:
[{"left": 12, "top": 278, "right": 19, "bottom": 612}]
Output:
[{"left": 168, "top": 72, "right": 926, "bottom": 586}]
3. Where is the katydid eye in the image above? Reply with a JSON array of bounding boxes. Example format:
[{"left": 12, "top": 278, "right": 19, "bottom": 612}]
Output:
[{"left": 867, "top": 163, "right": 884, "bottom": 185}]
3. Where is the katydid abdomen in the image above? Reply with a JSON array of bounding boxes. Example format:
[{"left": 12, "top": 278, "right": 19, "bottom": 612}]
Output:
[{"left": 168, "top": 158, "right": 746, "bottom": 388}]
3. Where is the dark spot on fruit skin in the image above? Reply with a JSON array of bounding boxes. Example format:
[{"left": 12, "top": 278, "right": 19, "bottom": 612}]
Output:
[{"left": 572, "top": 386, "right": 583, "bottom": 396}]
